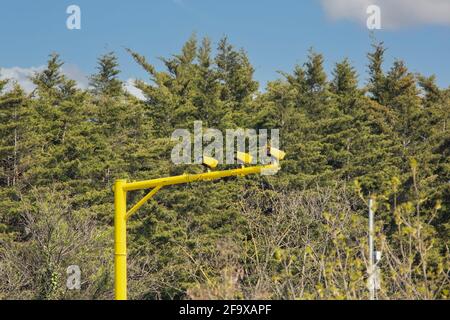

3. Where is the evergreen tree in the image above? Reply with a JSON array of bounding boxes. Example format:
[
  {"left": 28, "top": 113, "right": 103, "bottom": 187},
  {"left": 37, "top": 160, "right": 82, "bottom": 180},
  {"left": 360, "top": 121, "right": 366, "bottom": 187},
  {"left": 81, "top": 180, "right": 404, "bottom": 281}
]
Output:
[
  {"left": 128, "top": 36, "right": 198, "bottom": 135},
  {"left": 304, "top": 49, "right": 327, "bottom": 94},
  {"left": 195, "top": 37, "right": 223, "bottom": 127},
  {"left": 0, "top": 82, "right": 26, "bottom": 187},
  {"left": 215, "top": 37, "right": 258, "bottom": 127},
  {"left": 367, "top": 42, "right": 387, "bottom": 104},
  {"left": 331, "top": 58, "right": 358, "bottom": 96},
  {"left": 31, "top": 53, "right": 65, "bottom": 100},
  {"left": 0, "top": 81, "right": 28, "bottom": 238},
  {"left": 418, "top": 75, "right": 441, "bottom": 106},
  {"left": 384, "top": 60, "right": 423, "bottom": 152},
  {"left": 303, "top": 49, "right": 330, "bottom": 119},
  {"left": 90, "top": 52, "right": 123, "bottom": 97}
]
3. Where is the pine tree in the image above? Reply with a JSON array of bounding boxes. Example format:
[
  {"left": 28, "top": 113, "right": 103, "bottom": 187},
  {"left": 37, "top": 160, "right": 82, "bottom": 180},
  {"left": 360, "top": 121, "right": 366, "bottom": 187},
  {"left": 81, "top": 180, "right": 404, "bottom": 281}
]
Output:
[
  {"left": 417, "top": 77, "right": 450, "bottom": 240},
  {"left": 367, "top": 42, "right": 387, "bottom": 104},
  {"left": 0, "top": 83, "right": 27, "bottom": 187},
  {"left": 267, "top": 52, "right": 334, "bottom": 186},
  {"left": 31, "top": 53, "right": 65, "bottom": 100},
  {"left": 280, "top": 64, "right": 308, "bottom": 110},
  {"left": 0, "top": 81, "right": 28, "bottom": 238},
  {"left": 304, "top": 49, "right": 327, "bottom": 94},
  {"left": 331, "top": 58, "right": 358, "bottom": 96},
  {"left": 128, "top": 36, "right": 198, "bottom": 135},
  {"left": 195, "top": 37, "right": 223, "bottom": 127},
  {"left": 302, "top": 49, "right": 330, "bottom": 119},
  {"left": 215, "top": 37, "right": 258, "bottom": 127},
  {"left": 418, "top": 75, "right": 441, "bottom": 106},
  {"left": 384, "top": 60, "right": 423, "bottom": 151},
  {"left": 25, "top": 54, "right": 99, "bottom": 190},
  {"left": 90, "top": 52, "right": 123, "bottom": 97}
]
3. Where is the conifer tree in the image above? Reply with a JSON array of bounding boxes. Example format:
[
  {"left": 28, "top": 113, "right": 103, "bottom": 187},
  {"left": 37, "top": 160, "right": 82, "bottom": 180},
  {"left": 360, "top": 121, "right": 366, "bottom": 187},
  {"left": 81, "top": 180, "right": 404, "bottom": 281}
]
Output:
[
  {"left": 215, "top": 37, "right": 258, "bottom": 127},
  {"left": 384, "top": 60, "right": 423, "bottom": 152},
  {"left": 0, "top": 81, "right": 26, "bottom": 187},
  {"left": 418, "top": 75, "right": 441, "bottom": 106},
  {"left": 0, "top": 81, "right": 28, "bottom": 237},
  {"left": 195, "top": 37, "right": 223, "bottom": 127},
  {"left": 331, "top": 58, "right": 358, "bottom": 96},
  {"left": 128, "top": 41, "right": 193, "bottom": 135},
  {"left": 280, "top": 65, "right": 308, "bottom": 110},
  {"left": 367, "top": 42, "right": 387, "bottom": 104},
  {"left": 303, "top": 49, "right": 330, "bottom": 119},
  {"left": 90, "top": 52, "right": 123, "bottom": 97},
  {"left": 31, "top": 53, "right": 66, "bottom": 100},
  {"left": 304, "top": 49, "right": 327, "bottom": 94}
]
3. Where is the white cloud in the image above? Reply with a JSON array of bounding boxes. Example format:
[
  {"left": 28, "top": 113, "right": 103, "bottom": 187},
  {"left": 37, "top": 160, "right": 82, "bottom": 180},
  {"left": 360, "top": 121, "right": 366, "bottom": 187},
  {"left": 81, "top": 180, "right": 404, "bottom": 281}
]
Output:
[
  {"left": 0, "top": 66, "right": 44, "bottom": 93},
  {"left": 62, "top": 64, "right": 89, "bottom": 89},
  {"left": 124, "top": 79, "right": 146, "bottom": 100},
  {"left": 319, "top": 0, "right": 450, "bottom": 28},
  {"left": 1, "top": 66, "right": 146, "bottom": 100},
  {"left": 0, "top": 64, "right": 89, "bottom": 93}
]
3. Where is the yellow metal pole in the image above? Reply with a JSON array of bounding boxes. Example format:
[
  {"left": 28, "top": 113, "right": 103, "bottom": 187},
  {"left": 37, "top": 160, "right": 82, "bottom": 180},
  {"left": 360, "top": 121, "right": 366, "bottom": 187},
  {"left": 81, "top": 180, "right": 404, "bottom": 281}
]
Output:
[
  {"left": 113, "top": 163, "right": 281, "bottom": 300},
  {"left": 114, "top": 179, "right": 127, "bottom": 300}
]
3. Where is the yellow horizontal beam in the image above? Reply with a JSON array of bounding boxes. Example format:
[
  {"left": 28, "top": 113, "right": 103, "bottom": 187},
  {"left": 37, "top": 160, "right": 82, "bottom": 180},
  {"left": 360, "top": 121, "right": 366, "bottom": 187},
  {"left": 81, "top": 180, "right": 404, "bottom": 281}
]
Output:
[{"left": 122, "top": 164, "right": 279, "bottom": 192}]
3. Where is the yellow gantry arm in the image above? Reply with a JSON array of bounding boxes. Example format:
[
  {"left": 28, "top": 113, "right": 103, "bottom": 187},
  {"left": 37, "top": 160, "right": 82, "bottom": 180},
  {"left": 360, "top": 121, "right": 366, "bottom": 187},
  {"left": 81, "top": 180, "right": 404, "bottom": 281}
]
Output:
[
  {"left": 123, "top": 164, "right": 279, "bottom": 192},
  {"left": 113, "top": 163, "right": 281, "bottom": 300}
]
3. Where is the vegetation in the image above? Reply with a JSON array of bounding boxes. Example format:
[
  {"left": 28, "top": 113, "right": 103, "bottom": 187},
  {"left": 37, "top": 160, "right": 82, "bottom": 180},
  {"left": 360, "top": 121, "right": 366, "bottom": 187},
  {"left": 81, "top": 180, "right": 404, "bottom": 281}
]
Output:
[{"left": 0, "top": 36, "right": 448, "bottom": 300}]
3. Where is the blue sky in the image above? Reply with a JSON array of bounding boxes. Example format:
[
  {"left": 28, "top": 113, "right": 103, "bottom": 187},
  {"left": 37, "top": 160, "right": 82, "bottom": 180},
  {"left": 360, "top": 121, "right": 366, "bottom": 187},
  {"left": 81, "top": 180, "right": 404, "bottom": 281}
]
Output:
[{"left": 0, "top": 0, "right": 449, "bottom": 93}]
